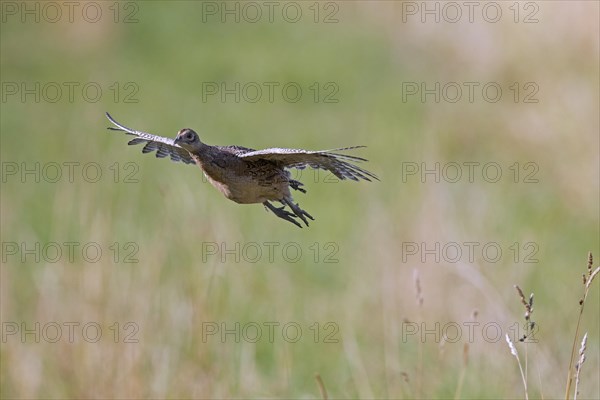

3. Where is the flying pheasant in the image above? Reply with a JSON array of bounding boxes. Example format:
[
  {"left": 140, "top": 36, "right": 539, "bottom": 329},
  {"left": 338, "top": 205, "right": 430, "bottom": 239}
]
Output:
[{"left": 105, "top": 112, "right": 378, "bottom": 227}]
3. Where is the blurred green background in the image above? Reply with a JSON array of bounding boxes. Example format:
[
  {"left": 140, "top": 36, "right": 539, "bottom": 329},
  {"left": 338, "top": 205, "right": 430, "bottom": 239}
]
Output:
[{"left": 1, "top": 1, "right": 598, "bottom": 398}]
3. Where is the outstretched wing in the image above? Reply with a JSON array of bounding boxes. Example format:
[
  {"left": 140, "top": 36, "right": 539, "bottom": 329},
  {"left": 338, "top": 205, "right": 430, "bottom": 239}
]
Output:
[
  {"left": 105, "top": 112, "right": 195, "bottom": 165},
  {"left": 216, "top": 145, "right": 256, "bottom": 157},
  {"left": 238, "top": 146, "right": 379, "bottom": 182}
]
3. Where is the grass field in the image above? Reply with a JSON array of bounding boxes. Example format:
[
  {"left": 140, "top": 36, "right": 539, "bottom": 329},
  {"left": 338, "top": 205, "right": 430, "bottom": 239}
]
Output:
[{"left": 1, "top": 1, "right": 599, "bottom": 398}]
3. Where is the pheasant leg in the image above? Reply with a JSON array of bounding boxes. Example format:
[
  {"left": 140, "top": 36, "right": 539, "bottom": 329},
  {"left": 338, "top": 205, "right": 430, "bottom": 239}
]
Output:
[
  {"left": 263, "top": 201, "right": 302, "bottom": 228},
  {"left": 282, "top": 198, "right": 314, "bottom": 227},
  {"left": 289, "top": 179, "right": 306, "bottom": 193}
]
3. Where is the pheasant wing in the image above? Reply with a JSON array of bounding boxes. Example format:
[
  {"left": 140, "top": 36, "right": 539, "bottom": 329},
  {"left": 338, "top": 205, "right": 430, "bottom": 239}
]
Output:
[
  {"left": 239, "top": 147, "right": 379, "bottom": 182},
  {"left": 216, "top": 145, "right": 256, "bottom": 156},
  {"left": 105, "top": 112, "right": 195, "bottom": 165}
]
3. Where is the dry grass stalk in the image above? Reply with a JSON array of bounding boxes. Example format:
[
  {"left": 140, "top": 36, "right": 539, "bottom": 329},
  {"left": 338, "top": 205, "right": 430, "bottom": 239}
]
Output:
[
  {"left": 506, "top": 334, "right": 529, "bottom": 400},
  {"left": 314, "top": 373, "right": 328, "bottom": 400},
  {"left": 454, "top": 309, "right": 477, "bottom": 400},
  {"left": 413, "top": 269, "right": 423, "bottom": 399},
  {"left": 514, "top": 285, "right": 535, "bottom": 342},
  {"left": 511, "top": 286, "right": 534, "bottom": 400},
  {"left": 573, "top": 333, "right": 587, "bottom": 400},
  {"left": 414, "top": 269, "right": 423, "bottom": 308},
  {"left": 565, "top": 252, "right": 599, "bottom": 400}
]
